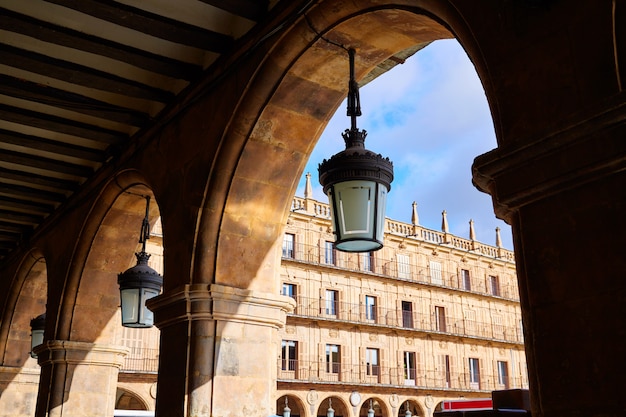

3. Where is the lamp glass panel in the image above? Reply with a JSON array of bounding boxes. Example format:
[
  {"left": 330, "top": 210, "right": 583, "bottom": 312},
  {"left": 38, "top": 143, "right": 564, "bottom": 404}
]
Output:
[
  {"left": 336, "top": 181, "right": 373, "bottom": 236},
  {"left": 140, "top": 288, "right": 160, "bottom": 327},
  {"left": 328, "top": 180, "right": 387, "bottom": 252},
  {"left": 120, "top": 288, "right": 140, "bottom": 325},
  {"left": 31, "top": 329, "right": 44, "bottom": 352}
]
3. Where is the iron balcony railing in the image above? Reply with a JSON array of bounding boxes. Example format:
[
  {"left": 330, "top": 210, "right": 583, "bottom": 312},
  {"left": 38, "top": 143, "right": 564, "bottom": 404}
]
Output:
[
  {"left": 282, "top": 241, "right": 520, "bottom": 301},
  {"left": 277, "top": 359, "right": 528, "bottom": 393},
  {"left": 120, "top": 346, "right": 159, "bottom": 374},
  {"left": 288, "top": 296, "right": 523, "bottom": 344}
]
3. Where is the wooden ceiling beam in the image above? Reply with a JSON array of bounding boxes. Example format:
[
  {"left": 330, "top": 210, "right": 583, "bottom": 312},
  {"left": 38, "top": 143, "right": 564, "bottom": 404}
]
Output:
[
  {"left": 0, "top": 196, "right": 55, "bottom": 215},
  {"left": 0, "top": 182, "right": 68, "bottom": 203},
  {"left": 197, "top": 0, "right": 268, "bottom": 21},
  {"left": 0, "top": 167, "right": 79, "bottom": 192},
  {"left": 0, "top": 8, "right": 203, "bottom": 81},
  {"left": 0, "top": 103, "right": 127, "bottom": 145},
  {"left": 0, "top": 74, "right": 151, "bottom": 127},
  {"left": 0, "top": 149, "right": 94, "bottom": 178},
  {"left": 0, "top": 129, "right": 107, "bottom": 162},
  {"left": 45, "top": 0, "right": 234, "bottom": 52},
  {"left": 0, "top": 44, "right": 175, "bottom": 103}
]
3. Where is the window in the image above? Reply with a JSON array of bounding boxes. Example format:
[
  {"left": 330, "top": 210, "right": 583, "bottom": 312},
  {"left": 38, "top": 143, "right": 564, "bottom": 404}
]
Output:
[
  {"left": 325, "top": 290, "right": 338, "bottom": 316},
  {"left": 397, "top": 254, "right": 411, "bottom": 279},
  {"left": 361, "top": 251, "right": 374, "bottom": 272},
  {"left": 402, "top": 301, "right": 413, "bottom": 328},
  {"left": 326, "top": 344, "right": 340, "bottom": 373},
  {"left": 461, "top": 269, "right": 471, "bottom": 290},
  {"left": 438, "top": 354, "right": 451, "bottom": 388},
  {"left": 469, "top": 358, "right": 480, "bottom": 388},
  {"left": 464, "top": 310, "right": 476, "bottom": 335},
  {"left": 282, "top": 233, "right": 295, "bottom": 258},
  {"left": 430, "top": 261, "right": 442, "bottom": 285},
  {"left": 435, "top": 306, "right": 446, "bottom": 332},
  {"left": 365, "top": 295, "right": 377, "bottom": 321},
  {"left": 489, "top": 275, "right": 500, "bottom": 296},
  {"left": 366, "top": 348, "right": 380, "bottom": 376},
  {"left": 492, "top": 314, "right": 504, "bottom": 339},
  {"left": 281, "top": 340, "right": 297, "bottom": 371},
  {"left": 403, "top": 351, "right": 416, "bottom": 384},
  {"left": 324, "top": 241, "right": 336, "bottom": 265},
  {"left": 282, "top": 283, "right": 296, "bottom": 300},
  {"left": 497, "top": 361, "right": 509, "bottom": 388}
]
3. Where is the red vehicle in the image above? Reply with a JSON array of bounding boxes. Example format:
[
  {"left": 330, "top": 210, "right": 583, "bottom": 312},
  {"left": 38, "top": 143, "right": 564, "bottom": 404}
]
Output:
[{"left": 441, "top": 398, "right": 493, "bottom": 411}]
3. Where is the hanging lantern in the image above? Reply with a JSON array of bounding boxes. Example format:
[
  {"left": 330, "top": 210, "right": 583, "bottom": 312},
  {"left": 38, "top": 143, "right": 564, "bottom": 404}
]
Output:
[
  {"left": 118, "top": 196, "right": 163, "bottom": 328},
  {"left": 368, "top": 399, "right": 375, "bottom": 417},
  {"left": 327, "top": 398, "right": 335, "bottom": 417},
  {"left": 29, "top": 313, "right": 45, "bottom": 359},
  {"left": 283, "top": 397, "right": 291, "bottom": 417},
  {"left": 319, "top": 48, "right": 393, "bottom": 253}
]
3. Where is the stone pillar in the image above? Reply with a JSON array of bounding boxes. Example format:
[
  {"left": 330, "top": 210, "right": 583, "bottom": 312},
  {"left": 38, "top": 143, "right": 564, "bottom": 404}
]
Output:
[
  {"left": 149, "top": 283, "right": 294, "bottom": 417},
  {"left": 472, "top": 105, "right": 626, "bottom": 416},
  {"left": 0, "top": 365, "right": 40, "bottom": 417},
  {"left": 33, "top": 341, "right": 128, "bottom": 417}
]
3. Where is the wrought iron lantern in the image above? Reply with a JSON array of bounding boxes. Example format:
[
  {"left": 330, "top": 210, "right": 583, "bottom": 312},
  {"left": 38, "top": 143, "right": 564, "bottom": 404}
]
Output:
[
  {"left": 118, "top": 196, "right": 163, "bottom": 328},
  {"left": 319, "top": 48, "right": 393, "bottom": 252},
  {"left": 29, "top": 313, "right": 45, "bottom": 359}
]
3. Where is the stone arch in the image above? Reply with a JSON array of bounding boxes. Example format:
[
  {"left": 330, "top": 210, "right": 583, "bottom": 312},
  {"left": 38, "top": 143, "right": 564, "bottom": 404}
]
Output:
[
  {"left": 398, "top": 399, "right": 423, "bottom": 417},
  {"left": 208, "top": 1, "right": 496, "bottom": 294},
  {"left": 360, "top": 396, "right": 391, "bottom": 417},
  {"left": 317, "top": 396, "right": 350, "bottom": 417},
  {"left": 115, "top": 387, "right": 150, "bottom": 411},
  {"left": 0, "top": 249, "right": 47, "bottom": 368},
  {"left": 59, "top": 172, "right": 161, "bottom": 344},
  {"left": 277, "top": 394, "right": 307, "bottom": 417}
]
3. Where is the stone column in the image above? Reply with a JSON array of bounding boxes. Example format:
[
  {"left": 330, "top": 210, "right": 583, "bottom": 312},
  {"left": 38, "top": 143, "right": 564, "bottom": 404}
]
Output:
[
  {"left": 149, "top": 283, "right": 294, "bottom": 417},
  {"left": 0, "top": 365, "right": 40, "bottom": 417},
  {"left": 33, "top": 341, "right": 128, "bottom": 417},
  {"left": 472, "top": 104, "right": 626, "bottom": 416}
]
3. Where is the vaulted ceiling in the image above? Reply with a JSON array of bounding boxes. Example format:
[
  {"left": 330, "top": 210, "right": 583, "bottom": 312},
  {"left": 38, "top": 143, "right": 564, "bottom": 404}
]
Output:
[{"left": 0, "top": 0, "right": 421, "bottom": 264}]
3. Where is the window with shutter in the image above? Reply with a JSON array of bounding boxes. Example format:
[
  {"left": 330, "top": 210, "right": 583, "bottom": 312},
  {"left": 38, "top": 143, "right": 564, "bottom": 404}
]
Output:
[{"left": 430, "top": 261, "right": 442, "bottom": 285}]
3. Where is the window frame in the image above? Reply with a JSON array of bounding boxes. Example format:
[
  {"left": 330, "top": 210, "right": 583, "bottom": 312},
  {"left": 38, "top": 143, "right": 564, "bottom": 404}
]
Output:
[
  {"left": 326, "top": 344, "right": 340, "bottom": 374},
  {"left": 325, "top": 289, "right": 338, "bottom": 316},
  {"left": 281, "top": 340, "right": 298, "bottom": 371},
  {"left": 282, "top": 233, "right": 295, "bottom": 259},
  {"left": 365, "top": 295, "right": 377, "bottom": 321},
  {"left": 366, "top": 347, "right": 380, "bottom": 376},
  {"left": 324, "top": 240, "right": 336, "bottom": 265}
]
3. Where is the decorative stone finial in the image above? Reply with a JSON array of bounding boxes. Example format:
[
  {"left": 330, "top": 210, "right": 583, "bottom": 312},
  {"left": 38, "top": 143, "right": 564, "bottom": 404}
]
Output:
[
  {"left": 441, "top": 210, "right": 449, "bottom": 233},
  {"left": 304, "top": 172, "right": 313, "bottom": 199},
  {"left": 495, "top": 226, "right": 502, "bottom": 248},
  {"left": 411, "top": 201, "right": 419, "bottom": 226}
]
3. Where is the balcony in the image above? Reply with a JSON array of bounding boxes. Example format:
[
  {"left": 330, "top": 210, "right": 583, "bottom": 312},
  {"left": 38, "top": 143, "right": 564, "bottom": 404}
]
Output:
[
  {"left": 277, "top": 359, "right": 528, "bottom": 393},
  {"left": 282, "top": 242, "right": 520, "bottom": 301},
  {"left": 120, "top": 347, "right": 159, "bottom": 374},
  {"left": 289, "top": 296, "right": 523, "bottom": 344}
]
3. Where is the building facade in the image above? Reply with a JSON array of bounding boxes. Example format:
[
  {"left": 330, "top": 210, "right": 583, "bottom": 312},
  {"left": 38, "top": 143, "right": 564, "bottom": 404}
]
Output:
[{"left": 274, "top": 184, "right": 526, "bottom": 417}]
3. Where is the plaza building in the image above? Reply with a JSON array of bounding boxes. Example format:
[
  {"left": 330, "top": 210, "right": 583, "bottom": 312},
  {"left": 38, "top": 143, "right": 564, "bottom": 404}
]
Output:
[{"left": 274, "top": 177, "right": 526, "bottom": 417}]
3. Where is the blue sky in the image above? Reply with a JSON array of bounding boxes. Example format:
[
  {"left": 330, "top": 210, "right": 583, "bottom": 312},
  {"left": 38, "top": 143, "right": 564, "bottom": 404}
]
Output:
[{"left": 296, "top": 39, "right": 513, "bottom": 250}]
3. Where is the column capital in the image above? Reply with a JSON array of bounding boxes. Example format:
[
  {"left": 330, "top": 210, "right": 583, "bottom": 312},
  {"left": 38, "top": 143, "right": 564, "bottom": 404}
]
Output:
[
  {"left": 33, "top": 340, "right": 128, "bottom": 368},
  {"left": 473, "top": 98, "right": 626, "bottom": 222},
  {"left": 148, "top": 283, "right": 296, "bottom": 329}
]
